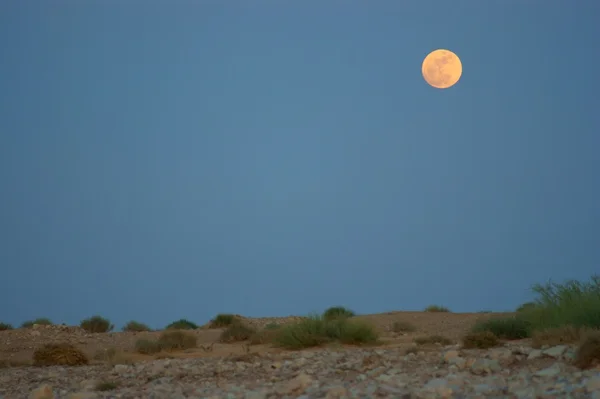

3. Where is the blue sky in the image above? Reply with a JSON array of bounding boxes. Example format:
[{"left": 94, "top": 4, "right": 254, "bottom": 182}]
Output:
[{"left": 1, "top": 1, "right": 599, "bottom": 330}]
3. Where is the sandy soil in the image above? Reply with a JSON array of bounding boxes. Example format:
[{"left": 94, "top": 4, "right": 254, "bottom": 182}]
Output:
[{"left": 0, "top": 311, "right": 513, "bottom": 367}]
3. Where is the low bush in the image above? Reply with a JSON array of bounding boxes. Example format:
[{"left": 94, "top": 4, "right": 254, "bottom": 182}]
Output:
[
  {"left": 165, "top": 319, "right": 197, "bottom": 330},
  {"left": 122, "top": 321, "right": 151, "bottom": 332},
  {"left": 0, "top": 322, "right": 13, "bottom": 331},
  {"left": 220, "top": 322, "right": 256, "bottom": 343},
  {"left": 21, "top": 318, "right": 53, "bottom": 328},
  {"left": 322, "top": 306, "right": 355, "bottom": 320},
  {"left": 134, "top": 339, "right": 162, "bottom": 354},
  {"left": 273, "top": 315, "right": 378, "bottom": 350},
  {"left": 210, "top": 314, "right": 238, "bottom": 328},
  {"left": 157, "top": 330, "right": 197, "bottom": 351},
  {"left": 80, "top": 316, "right": 114, "bottom": 333},
  {"left": 424, "top": 305, "right": 451, "bottom": 313},
  {"left": 470, "top": 316, "right": 531, "bottom": 340},
  {"left": 462, "top": 331, "right": 500, "bottom": 349}
]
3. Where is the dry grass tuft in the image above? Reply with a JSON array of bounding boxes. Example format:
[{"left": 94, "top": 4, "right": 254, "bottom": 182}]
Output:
[
  {"left": 95, "top": 381, "right": 118, "bottom": 391},
  {"left": 134, "top": 339, "right": 163, "bottom": 355},
  {"left": 462, "top": 331, "right": 500, "bottom": 349},
  {"left": 392, "top": 321, "right": 416, "bottom": 333},
  {"left": 220, "top": 322, "right": 257, "bottom": 343},
  {"left": 575, "top": 330, "right": 600, "bottom": 369},
  {"left": 158, "top": 330, "right": 197, "bottom": 351},
  {"left": 531, "top": 325, "right": 588, "bottom": 349},
  {"left": 414, "top": 335, "right": 453, "bottom": 346},
  {"left": 33, "top": 343, "right": 89, "bottom": 366}
]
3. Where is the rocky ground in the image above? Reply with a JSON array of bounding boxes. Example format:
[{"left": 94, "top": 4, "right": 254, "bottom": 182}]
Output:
[{"left": 1, "top": 312, "right": 599, "bottom": 398}]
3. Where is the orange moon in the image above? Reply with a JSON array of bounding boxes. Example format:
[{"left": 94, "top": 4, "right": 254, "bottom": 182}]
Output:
[{"left": 421, "top": 49, "right": 462, "bottom": 89}]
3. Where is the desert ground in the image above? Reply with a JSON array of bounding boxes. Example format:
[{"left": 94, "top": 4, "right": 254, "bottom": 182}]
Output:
[
  {"left": 1, "top": 311, "right": 502, "bottom": 366},
  {"left": 1, "top": 310, "right": 598, "bottom": 398}
]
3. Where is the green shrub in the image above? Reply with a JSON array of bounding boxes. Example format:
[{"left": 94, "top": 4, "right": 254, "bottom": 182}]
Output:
[
  {"left": 134, "top": 338, "right": 162, "bottom": 354},
  {"left": 165, "top": 319, "right": 198, "bottom": 330},
  {"left": 0, "top": 322, "right": 13, "bottom": 331},
  {"left": 274, "top": 314, "right": 378, "bottom": 350},
  {"left": 424, "top": 305, "right": 451, "bottom": 313},
  {"left": 21, "top": 318, "right": 53, "bottom": 328},
  {"left": 80, "top": 316, "right": 114, "bottom": 333},
  {"left": 470, "top": 316, "right": 531, "bottom": 340},
  {"left": 123, "top": 321, "right": 151, "bottom": 332},
  {"left": 516, "top": 302, "right": 538, "bottom": 313},
  {"left": 210, "top": 314, "right": 238, "bottom": 328},
  {"left": 157, "top": 330, "right": 197, "bottom": 351},
  {"left": 264, "top": 322, "right": 281, "bottom": 330},
  {"left": 219, "top": 322, "right": 256, "bottom": 343},
  {"left": 523, "top": 276, "right": 600, "bottom": 330},
  {"left": 322, "top": 306, "right": 355, "bottom": 320},
  {"left": 462, "top": 331, "right": 500, "bottom": 349}
]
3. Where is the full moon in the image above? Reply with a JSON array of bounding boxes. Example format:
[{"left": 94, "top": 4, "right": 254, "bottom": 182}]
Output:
[{"left": 421, "top": 49, "right": 462, "bottom": 89}]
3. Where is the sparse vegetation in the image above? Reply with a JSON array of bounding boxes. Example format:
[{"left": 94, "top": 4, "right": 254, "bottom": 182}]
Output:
[
  {"left": 462, "top": 331, "right": 500, "bottom": 349},
  {"left": 21, "top": 318, "right": 53, "bottom": 328},
  {"left": 210, "top": 313, "right": 238, "bottom": 328},
  {"left": 273, "top": 314, "right": 378, "bottom": 350},
  {"left": 165, "top": 319, "right": 198, "bottom": 330},
  {"left": 414, "top": 335, "right": 452, "bottom": 346},
  {"left": 122, "top": 321, "right": 151, "bottom": 332},
  {"left": 134, "top": 338, "right": 162, "bottom": 354},
  {"left": 95, "top": 381, "right": 118, "bottom": 391},
  {"left": 575, "top": 330, "right": 600, "bottom": 369},
  {"left": 391, "top": 321, "right": 416, "bottom": 333},
  {"left": 220, "top": 322, "right": 256, "bottom": 343},
  {"left": 158, "top": 330, "right": 197, "bottom": 351},
  {"left": 322, "top": 306, "right": 355, "bottom": 320},
  {"left": 0, "top": 322, "right": 13, "bottom": 331},
  {"left": 80, "top": 315, "right": 114, "bottom": 333},
  {"left": 470, "top": 315, "right": 531, "bottom": 340},
  {"left": 424, "top": 305, "right": 451, "bottom": 313}
]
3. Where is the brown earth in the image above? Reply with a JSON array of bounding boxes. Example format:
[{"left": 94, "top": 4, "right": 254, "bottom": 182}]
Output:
[{"left": 0, "top": 311, "right": 514, "bottom": 368}]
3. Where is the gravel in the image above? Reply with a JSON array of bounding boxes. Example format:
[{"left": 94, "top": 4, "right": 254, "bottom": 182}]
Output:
[{"left": 4, "top": 342, "right": 600, "bottom": 399}]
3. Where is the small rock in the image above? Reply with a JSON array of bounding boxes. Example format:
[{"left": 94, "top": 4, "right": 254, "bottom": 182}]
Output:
[
  {"left": 586, "top": 376, "right": 600, "bottom": 392},
  {"left": 325, "top": 386, "right": 348, "bottom": 398},
  {"left": 470, "top": 358, "right": 501, "bottom": 375},
  {"left": 527, "top": 349, "right": 543, "bottom": 360},
  {"left": 542, "top": 345, "right": 568, "bottom": 359},
  {"left": 276, "top": 373, "right": 313, "bottom": 395},
  {"left": 29, "top": 385, "right": 53, "bottom": 399},
  {"left": 534, "top": 363, "right": 563, "bottom": 378}
]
